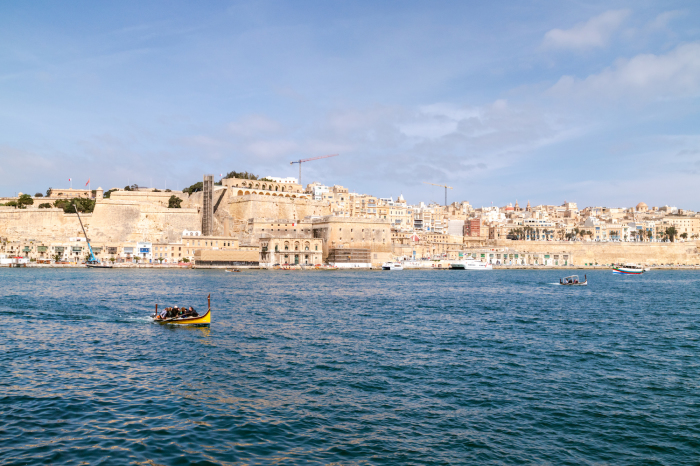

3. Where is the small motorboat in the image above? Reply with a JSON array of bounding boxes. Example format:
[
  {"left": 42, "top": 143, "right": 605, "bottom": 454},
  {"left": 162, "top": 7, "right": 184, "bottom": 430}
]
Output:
[
  {"left": 153, "top": 295, "right": 211, "bottom": 326},
  {"left": 612, "top": 264, "right": 644, "bottom": 275},
  {"left": 382, "top": 262, "right": 404, "bottom": 271},
  {"left": 560, "top": 274, "right": 587, "bottom": 286},
  {"left": 225, "top": 269, "right": 241, "bottom": 273}
]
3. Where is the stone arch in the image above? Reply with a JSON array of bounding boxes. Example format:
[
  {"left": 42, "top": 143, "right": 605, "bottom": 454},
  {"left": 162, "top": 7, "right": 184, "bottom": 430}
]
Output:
[
  {"left": 272, "top": 193, "right": 277, "bottom": 196},
  {"left": 284, "top": 241, "right": 290, "bottom": 251},
  {"left": 282, "top": 186, "right": 286, "bottom": 192},
  {"left": 285, "top": 194, "right": 290, "bottom": 198},
  {"left": 294, "top": 241, "right": 300, "bottom": 251},
  {"left": 237, "top": 190, "right": 243, "bottom": 196},
  {"left": 275, "top": 186, "right": 279, "bottom": 191},
  {"left": 245, "top": 190, "right": 250, "bottom": 195},
  {"left": 262, "top": 184, "right": 267, "bottom": 190},
  {"left": 304, "top": 242, "right": 310, "bottom": 251},
  {"left": 265, "top": 192, "right": 270, "bottom": 196},
  {"left": 254, "top": 183, "right": 260, "bottom": 188},
  {"left": 291, "top": 195, "right": 296, "bottom": 198}
]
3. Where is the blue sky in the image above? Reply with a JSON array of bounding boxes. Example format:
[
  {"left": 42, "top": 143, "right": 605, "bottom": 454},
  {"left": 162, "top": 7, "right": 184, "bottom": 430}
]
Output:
[{"left": 1, "top": 1, "right": 699, "bottom": 209}]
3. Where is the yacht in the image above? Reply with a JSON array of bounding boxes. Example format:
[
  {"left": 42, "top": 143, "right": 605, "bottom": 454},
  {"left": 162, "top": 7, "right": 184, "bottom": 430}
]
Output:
[
  {"left": 449, "top": 258, "right": 493, "bottom": 270},
  {"left": 382, "top": 262, "right": 404, "bottom": 271}
]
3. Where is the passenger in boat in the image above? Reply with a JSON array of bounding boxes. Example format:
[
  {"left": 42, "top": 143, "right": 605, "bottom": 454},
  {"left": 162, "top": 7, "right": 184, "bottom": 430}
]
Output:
[
  {"left": 188, "top": 306, "right": 198, "bottom": 317},
  {"left": 159, "top": 307, "right": 168, "bottom": 319}
]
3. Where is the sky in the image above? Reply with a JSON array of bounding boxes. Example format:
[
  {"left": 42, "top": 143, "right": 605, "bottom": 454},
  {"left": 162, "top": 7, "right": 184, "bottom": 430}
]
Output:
[{"left": 1, "top": 1, "right": 699, "bottom": 209}]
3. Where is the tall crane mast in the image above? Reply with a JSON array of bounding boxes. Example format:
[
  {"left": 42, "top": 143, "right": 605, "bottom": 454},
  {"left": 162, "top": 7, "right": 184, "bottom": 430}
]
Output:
[
  {"left": 423, "top": 182, "right": 453, "bottom": 206},
  {"left": 290, "top": 154, "right": 339, "bottom": 187}
]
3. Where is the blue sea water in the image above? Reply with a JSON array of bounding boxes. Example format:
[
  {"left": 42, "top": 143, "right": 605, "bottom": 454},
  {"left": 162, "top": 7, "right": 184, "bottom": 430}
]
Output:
[{"left": 0, "top": 268, "right": 698, "bottom": 465}]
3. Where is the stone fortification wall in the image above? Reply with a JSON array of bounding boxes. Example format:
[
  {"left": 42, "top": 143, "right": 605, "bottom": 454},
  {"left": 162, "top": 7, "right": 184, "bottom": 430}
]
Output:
[
  {"left": 311, "top": 216, "right": 392, "bottom": 263},
  {"left": 0, "top": 199, "right": 200, "bottom": 244},
  {"left": 491, "top": 239, "right": 700, "bottom": 265},
  {"left": 109, "top": 190, "right": 188, "bottom": 206}
]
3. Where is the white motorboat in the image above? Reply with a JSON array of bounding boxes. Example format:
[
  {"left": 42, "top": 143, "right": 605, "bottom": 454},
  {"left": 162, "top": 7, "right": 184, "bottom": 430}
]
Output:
[
  {"left": 560, "top": 274, "right": 587, "bottom": 286},
  {"left": 612, "top": 263, "right": 644, "bottom": 275},
  {"left": 382, "top": 262, "right": 404, "bottom": 270},
  {"left": 449, "top": 259, "right": 493, "bottom": 270}
]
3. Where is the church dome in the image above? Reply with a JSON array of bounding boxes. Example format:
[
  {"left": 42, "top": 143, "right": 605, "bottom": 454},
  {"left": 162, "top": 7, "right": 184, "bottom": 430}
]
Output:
[{"left": 636, "top": 202, "right": 648, "bottom": 211}]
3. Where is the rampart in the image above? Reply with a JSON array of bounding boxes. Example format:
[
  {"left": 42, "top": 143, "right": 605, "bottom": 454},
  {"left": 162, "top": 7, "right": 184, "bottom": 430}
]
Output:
[
  {"left": 490, "top": 239, "right": 700, "bottom": 265},
  {"left": 0, "top": 199, "right": 200, "bottom": 243}
]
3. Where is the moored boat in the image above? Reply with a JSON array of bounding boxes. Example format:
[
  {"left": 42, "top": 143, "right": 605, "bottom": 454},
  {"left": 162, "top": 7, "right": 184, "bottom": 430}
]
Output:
[
  {"left": 449, "top": 259, "right": 493, "bottom": 270},
  {"left": 153, "top": 295, "right": 211, "bottom": 325},
  {"left": 382, "top": 262, "right": 404, "bottom": 270},
  {"left": 613, "top": 264, "right": 644, "bottom": 275}
]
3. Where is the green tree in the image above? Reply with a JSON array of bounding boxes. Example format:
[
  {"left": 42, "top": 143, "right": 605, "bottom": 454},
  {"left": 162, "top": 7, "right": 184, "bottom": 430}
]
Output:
[
  {"left": 38, "top": 203, "right": 51, "bottom": 208},
  {"left": 168, "top": 195, "right": 182, "bottom": 208},
  {"left": 223, "top": 171, "right": 259, "bottom": 180},
  {"left": 157, "top": 257, "right": 164, "bottom": 264},
  {"left": 647, "top": 230, "right": 653, "bottom": 241},
  {"left": 53, "top": 198, "right": 95, "bottom": 213},
  {"left": 46, "top": 187, "right": 53, "bottom": 197},
  {"left": 109, "top": 257, "right": 116, "bottom": 264},
  {"left": 17, "top": 194, "right": 34, "bottom": 208},
  {"left": 181, "top": 257, "right": 190, "bottom": 263},
  {"left": 103, "top": 188, "right": 117, "bottom": 198},
  {"left": 680, "top": 232, "right": 688, "bottom": 240},
  {"left": 4, "top": 200, "right": 18, "bottom": 207},
  {"left": 183, "top": 181, "right": 203, "bottom": 195},
  {"left": 53, "top": 253, "right": 62, "bottom": 262},
  {"left": 34, "top": 192, "right": 43, "bottom": 197},
  {"left": 665, "top": 226, "right": 678, "bottom": 242}
]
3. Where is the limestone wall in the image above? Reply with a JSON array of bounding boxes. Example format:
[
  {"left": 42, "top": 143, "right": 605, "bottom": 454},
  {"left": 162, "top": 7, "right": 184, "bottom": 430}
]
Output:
[
  {"left": 491, "top": 239, "right": 700, "bottom": 265},
  {"left": 0, "top": 199, "right": 200, "bottom": 244}
]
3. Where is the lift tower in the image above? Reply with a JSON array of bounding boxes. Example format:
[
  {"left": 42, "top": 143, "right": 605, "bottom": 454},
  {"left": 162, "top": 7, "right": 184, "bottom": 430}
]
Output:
[
  {"left": 290, "top": 154, "right": 339, "bottom": 187},
  {"left": 423, "top": 182, "right": 453, "bottom": 206}
]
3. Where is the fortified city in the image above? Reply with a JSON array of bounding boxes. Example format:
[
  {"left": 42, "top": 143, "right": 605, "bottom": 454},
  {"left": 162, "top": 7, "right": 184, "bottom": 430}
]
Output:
[{"left": 1, "top": 173, "right": 698, "bottom": 269}]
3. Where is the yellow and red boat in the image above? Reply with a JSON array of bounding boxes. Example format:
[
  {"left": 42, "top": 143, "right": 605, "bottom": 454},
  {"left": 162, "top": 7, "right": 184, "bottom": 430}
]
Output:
[{"left": 153, "top": 295, "right": 211, "bottom": 326}]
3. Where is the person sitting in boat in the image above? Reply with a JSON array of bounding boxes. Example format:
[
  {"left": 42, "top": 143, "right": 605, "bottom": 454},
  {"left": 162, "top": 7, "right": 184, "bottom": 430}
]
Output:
[
  {"left": 158, "top": 307, "right": 168, "bottom": 320},
  {"left": 187, "top": 306, "right": 198, "bottom": 318}
]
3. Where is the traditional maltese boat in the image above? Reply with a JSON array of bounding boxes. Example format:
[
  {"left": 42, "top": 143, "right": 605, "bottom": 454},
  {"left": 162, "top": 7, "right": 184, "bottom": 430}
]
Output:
[
  {"left": 560, "top": 274, "right": 587, "bottom": 286},
  {"left": 153, "top": 295, "right": 211, "bottom": 325}
]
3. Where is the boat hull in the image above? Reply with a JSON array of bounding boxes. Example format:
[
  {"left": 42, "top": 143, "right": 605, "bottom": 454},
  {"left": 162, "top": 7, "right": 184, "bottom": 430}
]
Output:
[
  {"left": 155, "top": 309, "right": 211, "bottom": 325},
  {"left": 613, "top": 268, "right": 643, "bottom": 275}
]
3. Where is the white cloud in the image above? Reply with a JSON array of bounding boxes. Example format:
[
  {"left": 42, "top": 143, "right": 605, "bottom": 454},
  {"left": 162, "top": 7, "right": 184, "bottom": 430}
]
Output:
[
  {"left": 549, "top": 42, "right": 700, "bottom": 101},
  {"left": 543, "top": 10, "right": 630, "bottom": 50},
  {"left": 648, "top": 10, "right": 684, "bottom": 30}
]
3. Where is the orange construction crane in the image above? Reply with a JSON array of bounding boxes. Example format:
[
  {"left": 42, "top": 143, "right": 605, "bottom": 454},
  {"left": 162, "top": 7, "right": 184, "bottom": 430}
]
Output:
[
  {"left": 290, "top": 154, "right": 339, "bottom": 187},
  {"left": 423, "top": 182, "right": 453, "bottom": 206}
]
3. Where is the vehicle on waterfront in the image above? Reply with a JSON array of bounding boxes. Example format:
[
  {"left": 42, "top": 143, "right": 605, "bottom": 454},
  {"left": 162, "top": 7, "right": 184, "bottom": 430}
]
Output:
[
  {"left": 382, "top": 262, "right": 404, "bottom": 270},
  {"left": 73, "top": 202, "right": 113, "bottom": 269},
  {"left": 449, "top": 259, "right": 493, "bottom": 270},
  {"left": 560, "top": 274, "right": 587, "bottom": 286},
  {"left": 612, "top": 263, "right": 645, "bottom": 275},
  {"left": 153, "top": 295, "right": 211, "bottom": 326}
]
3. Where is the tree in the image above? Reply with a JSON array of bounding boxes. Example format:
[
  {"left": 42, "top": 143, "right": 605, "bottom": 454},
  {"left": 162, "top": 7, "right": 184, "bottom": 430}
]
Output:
[
  {"left": 665, "top": 226, "right": 678, "bottom": 242},
  {"left": 53, "top": 198, "right": 95, "bottom": 213},
  {"left": 124, "top": 184, "right": 139, "bottom": 191},
  {"left": 182, "top": 257, "right": 190, "bottom": 263},
  {"left": 183, "top": 181, "right": 203, "bottom": 195},
  {"left": 157, "top": 257, "right": 164, "bottom": 264},
  {"left": 46, "top": 187, "right": 52, "bottom": 197},
  {"left": 4, "top": 200, "right": 17, "bottom": 207},
  {"left": 35, "top": 192, "right": 43, "bottom": 197},
  {"left": 168, "top": 195, "right": 182, "bottom": 208},
  {"left": 165, "top": 189, "right": 171, "bottom": 192},
  {"left": 647, "top": 230, "right": 653, "bottom": 241},
  {"left": 53, "top": 253, "right": 62, "bottom": 262},
  {"left": 38, "top": 203, "right": 51, "bottom": 208},
  {"left": 103, "top": 189, "right": 117, "bottom": 199},
  {"left": 680, "top": 232, "right": 688, "bottom": 240},
  {"left": 223, "top": 171, "right": 259, "bottom": 180},
  {"left": 17, "top": 194, "right": 34, "bottom": 208},
  {"left": 109, "top": 257, "right": 116, "bottom": 264}
]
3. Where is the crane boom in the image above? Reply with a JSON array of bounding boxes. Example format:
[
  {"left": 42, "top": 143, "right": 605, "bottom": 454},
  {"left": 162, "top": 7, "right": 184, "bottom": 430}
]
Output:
[
  {"left": 290, "top": 153, "right": 339, "bottom": 187},
  {"left": 423, "top": 181, "right": 453, "bottom": 206}
]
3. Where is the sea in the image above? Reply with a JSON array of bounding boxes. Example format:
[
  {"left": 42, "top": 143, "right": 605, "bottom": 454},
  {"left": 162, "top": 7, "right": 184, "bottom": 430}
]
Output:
[{"left": 1, "top": 268, "right": 698, "bottom": 465}]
